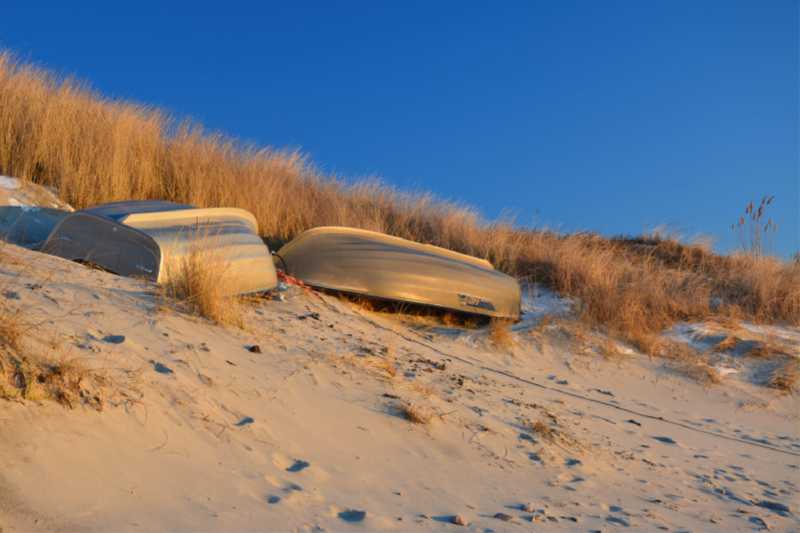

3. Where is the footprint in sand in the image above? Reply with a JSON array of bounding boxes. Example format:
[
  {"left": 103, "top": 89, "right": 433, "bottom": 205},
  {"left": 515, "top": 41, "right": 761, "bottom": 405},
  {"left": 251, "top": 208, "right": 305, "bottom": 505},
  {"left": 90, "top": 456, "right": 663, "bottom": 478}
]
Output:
[
  {"left": 286, "top": 460, "right": 311, "bottom": 472},
  {"left": 653, "top": 437, "right": 677, "bottom": 444},
  {"left": 264, "top": 475, "right": 303, "bottom": 496},
  {"left": 600, "top": 503, "right": 624, "bottom": 513},
  {"left": 338, "top": 510, "right": 367, "bottom": 522},
  {"left": 103, "top": 334, "right": 125, "bottom": 344},
  {"left": 149, "top": 360, "right": 173, "bottom": 374},
  {"left": 235, "top": 416, "right": 255, "bottom": 427},
  {"left": 272, "top": 452, "right": 329, "bottom": 481}
]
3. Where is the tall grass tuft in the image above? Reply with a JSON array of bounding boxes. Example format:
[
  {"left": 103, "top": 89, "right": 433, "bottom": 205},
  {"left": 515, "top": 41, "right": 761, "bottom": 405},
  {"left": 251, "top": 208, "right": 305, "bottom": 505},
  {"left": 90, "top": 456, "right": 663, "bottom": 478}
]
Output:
[
  {"left": 162, "top": 229, "right": 244, "bottom": 328},
  {"left": 489, "top": 318, "right": 514, "bottom": 349},
  {"left": 766, "top": 359, "right": 799, "bottom": 394},
  {"left": 733, "top": 197, "right": 777, "bottom": 258}
]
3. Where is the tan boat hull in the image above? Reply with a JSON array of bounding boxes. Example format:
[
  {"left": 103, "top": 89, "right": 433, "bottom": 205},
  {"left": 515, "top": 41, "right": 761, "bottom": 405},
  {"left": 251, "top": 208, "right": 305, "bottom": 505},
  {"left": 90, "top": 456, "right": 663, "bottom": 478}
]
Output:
[
  {"left": 276, "top": 227, "right": 521, "bottom": 319},
  {"left": 40, "top": 201, "right": 277, "bottom": 296}
]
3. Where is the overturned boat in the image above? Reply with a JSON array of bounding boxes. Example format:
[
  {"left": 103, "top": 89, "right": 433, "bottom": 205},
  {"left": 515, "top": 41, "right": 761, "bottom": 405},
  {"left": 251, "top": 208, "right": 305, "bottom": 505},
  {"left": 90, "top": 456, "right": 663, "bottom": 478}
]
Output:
[
  {"left": 40, "top": 200, "right": 277, "bottom": 296},
  {"left": 275, "top": 227, "right": 521, "bottom": 319}
]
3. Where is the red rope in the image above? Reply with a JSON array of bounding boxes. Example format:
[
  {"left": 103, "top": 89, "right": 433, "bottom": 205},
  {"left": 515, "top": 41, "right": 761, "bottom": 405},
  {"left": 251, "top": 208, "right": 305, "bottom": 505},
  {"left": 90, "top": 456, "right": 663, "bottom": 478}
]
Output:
[
  {"left": 277, "top": 271, "right": 307, "bottom": 288},
  {"left": 277, "top": 271, "right": 321, "bottom": 298}
]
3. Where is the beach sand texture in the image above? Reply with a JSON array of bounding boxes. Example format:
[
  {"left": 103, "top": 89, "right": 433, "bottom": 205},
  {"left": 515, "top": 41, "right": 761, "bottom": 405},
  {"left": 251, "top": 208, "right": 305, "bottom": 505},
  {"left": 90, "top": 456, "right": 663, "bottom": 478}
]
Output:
[{"left": 0, "top": 241, "right": 797, "bottom": 532}]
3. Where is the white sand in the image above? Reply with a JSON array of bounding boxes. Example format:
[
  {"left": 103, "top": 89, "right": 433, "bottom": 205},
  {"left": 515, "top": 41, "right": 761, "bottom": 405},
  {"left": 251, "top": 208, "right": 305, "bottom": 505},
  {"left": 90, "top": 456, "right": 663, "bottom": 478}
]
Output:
[
  {"left": 0, "top": 243, "right": 797, "bottom": 532},
  {"left": 0, "top": 177, "right": 72, "bottom": 249}
]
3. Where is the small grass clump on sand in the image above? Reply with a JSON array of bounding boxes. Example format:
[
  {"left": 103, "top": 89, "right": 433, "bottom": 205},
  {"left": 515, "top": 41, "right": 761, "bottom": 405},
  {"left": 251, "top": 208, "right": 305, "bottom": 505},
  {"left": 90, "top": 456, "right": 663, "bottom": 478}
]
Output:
[
  {"left": 488, "top": 318, "right": 514, "bottom": 350},
  {"left": 659, "top": 339, "right": 722, "bottom": 386},
  {"left": 0, "top": 348, "right": 106, "bottom": 409},
  {"left": 351, "top": 332, "right": 399, "bottom": 380},
  {"left": 600, "top": 333, "right": 621, "bottom": 359},
  {"left": 765, "top": 359, "right": 799, "bottom": 394},
  {"left": 525, "top": 415, "right": 588, "bottom": 453},
  {"left": 162, "top": 230, "right": 244, "bottom": 328},
  {"left": 0, "top": 245, "right": 25, "bottom": 352},
  {"left": 711, "top": 334, "right": 741, "bottom": 353},
  {"left": 0, "top": 275, "right": 107, "bottom": 409},
  {"left": 0, "top": 244, "right": 109, "bottom": 409},
  {"left": 748, "top": 339, "right": 793, "bottom": 359},
  {"left": 399, "top": 400, "right": 432, "bottom": 425},
  {"left": 377, "top": 332, "right": 398, "bottom": 378},
  {"left": 0, "top": 305, "right": 23, "bottom": 353},
  {"left": 532, "top": 418, "right": 555, "bottom": 442},
  {"left": 0, "top": 52, "right": 797, "bottom": 343},
  {"left": 679, "top": 360, "right": 722, "bottom": 386}
]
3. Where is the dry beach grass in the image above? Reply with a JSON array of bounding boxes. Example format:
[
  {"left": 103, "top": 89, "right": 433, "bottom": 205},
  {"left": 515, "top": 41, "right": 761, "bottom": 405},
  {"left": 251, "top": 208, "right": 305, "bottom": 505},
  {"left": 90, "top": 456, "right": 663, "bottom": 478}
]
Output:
[
  {"left": 0, "top": 244, "right": 108, "bottom": 408},
  {"left": 0, "top": 51, "right": 797, "bottom": 348},
  {"left": 766, "top": 359, "right": 799, "bottom": 394},
  {"left": 161, "top": 228, "right": 245, "bottom": 328}
]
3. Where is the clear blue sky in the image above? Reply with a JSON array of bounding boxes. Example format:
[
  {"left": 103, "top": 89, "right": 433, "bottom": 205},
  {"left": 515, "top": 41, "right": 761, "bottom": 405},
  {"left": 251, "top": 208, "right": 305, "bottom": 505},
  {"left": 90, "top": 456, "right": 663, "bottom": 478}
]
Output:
[{"left": 1, "top": 1, "right": 797, "bottom": 255}]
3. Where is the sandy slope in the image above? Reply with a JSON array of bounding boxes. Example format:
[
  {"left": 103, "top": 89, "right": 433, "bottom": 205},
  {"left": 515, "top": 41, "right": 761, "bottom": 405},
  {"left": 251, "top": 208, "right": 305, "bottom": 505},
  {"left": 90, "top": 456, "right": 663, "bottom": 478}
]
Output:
[{"left": 0, "top": 243, "right": 796, "bottom": 533}]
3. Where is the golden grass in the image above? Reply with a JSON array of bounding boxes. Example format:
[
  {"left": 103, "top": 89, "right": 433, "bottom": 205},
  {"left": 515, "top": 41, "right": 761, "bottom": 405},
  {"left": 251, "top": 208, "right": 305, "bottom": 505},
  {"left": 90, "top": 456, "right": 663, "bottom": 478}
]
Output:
[
  {"left": 600, "top": 333, "right": 621, "bottom": 359},
  {"left": 765, "top": 359, "right": 799, "bottom": 394},
  {"left": 162, "top": 228, "right": 244, "bottom": 328},
  {"left": 378, "top": 331, "right": 398, "bottom": 378},
  {"left": 525, "top": 415, "right": 589, "bottom": 453},
  {"left": 531, "top": 418, "right": 555, "bottom": 442},
  {"left": 0, "top": 245, "right": 108, "bottom": 408},
  {"left": 2, "top": 352, "right": 104, "bottom": 408},
  {"left": 711, "top": 334, "right": 741, "bottom": 353},
  {"left": 399, "top": 400, "right": 432, "bottom": 425},
  {"left": 744, "top": 331, "right": 796, "bottom": 359},
  {"left": 0, "top": 303, "right": 23, "bottom": 353},
  {"left": 0, "top": 51, "right": 797, "bottom": 343},
  {"left": 658, "top": 339, "right": 723, "bottom": 386},
  {"left": 488, "top": 318, "right": 514, "bottom": 349},
  {"left": 679, "top": 360, "right": 722, "bottom": 386},
  {"left": 748, "top": 342, "right": 789, "bottom": 359}
]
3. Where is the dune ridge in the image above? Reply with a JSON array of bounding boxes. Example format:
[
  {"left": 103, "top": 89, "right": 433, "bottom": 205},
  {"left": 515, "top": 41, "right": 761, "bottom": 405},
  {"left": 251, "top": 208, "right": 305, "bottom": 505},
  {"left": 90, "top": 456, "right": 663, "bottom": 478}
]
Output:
[{"left": 0, "top": 51, "right": 796, "bottom": 353}]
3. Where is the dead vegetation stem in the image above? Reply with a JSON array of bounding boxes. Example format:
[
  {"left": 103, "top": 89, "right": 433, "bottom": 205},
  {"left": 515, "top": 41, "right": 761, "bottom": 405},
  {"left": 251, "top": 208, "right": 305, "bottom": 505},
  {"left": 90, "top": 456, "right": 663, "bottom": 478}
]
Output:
[
  {"left": 400, "top": 399, "right": 433, "bottom": 426},
  {"left": 488, "top": 318, "right": 514, "bottom": 350}
]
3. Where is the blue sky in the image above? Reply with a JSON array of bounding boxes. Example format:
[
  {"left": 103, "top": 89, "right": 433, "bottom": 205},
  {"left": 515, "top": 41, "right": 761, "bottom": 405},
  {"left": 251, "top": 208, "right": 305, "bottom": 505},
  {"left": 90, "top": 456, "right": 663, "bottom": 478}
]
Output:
[{"left": 1, "top": 1, "right": 797, "bottom": 255}]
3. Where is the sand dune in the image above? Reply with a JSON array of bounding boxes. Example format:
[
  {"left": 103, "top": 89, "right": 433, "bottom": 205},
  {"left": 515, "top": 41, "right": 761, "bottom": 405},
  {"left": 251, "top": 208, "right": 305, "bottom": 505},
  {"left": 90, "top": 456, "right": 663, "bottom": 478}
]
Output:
[{"left": 0, "top": 241, "right": 797, "bottom": 532}]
